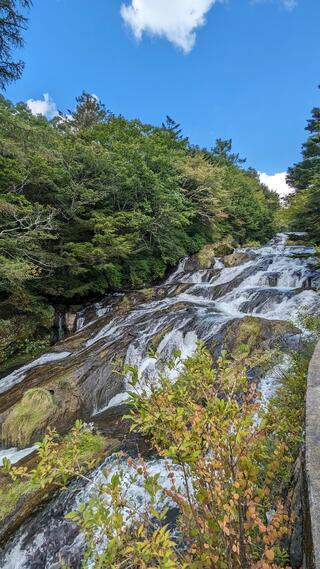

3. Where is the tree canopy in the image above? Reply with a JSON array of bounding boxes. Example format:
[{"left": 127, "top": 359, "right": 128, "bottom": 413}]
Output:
[
  {"left": 0, "top": 94, "right": 279, "bottom": 364},
  {"left": 0, "top": 0, "right": 32, "bottom": 89},
  {"left": 286, "top": 87, "right": 320, "bottom": 242}
]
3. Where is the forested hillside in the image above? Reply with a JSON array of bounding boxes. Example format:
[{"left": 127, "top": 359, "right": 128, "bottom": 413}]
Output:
[
  {"left": 0, "top": 93, "right": 279, "bottom": 367},
  {"left": 286, "top": 88, "right": 320, "bottom": 242}
]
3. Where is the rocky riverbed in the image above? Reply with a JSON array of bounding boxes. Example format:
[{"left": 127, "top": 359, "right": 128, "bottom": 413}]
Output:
[{"left": 0, "top": 232, "right": 319, "bottom": 567}]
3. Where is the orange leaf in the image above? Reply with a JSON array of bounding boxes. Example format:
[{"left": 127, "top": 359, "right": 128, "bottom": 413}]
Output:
[{"left": 265, "top": 549, "right": 275, "bottom": 561}]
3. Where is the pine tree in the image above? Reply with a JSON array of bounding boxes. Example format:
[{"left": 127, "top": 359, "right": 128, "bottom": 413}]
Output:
[
  {"left": 287, "top": 86, "right": 320, "bottom": 190},
  {"left": 68, "top": 92, "right": 110, "bottom": 130},
  {"left": 286, "top": 86, "right": 320, "bottom": 243},
  {"left": 161, "top": 115, "right": 182, "bottom": 138},
  {"left": 0, "top": 0, "right": 32, "bottom": 89},
  {"left": 211, "top": 138, "right": 246, "bottom": 166}
]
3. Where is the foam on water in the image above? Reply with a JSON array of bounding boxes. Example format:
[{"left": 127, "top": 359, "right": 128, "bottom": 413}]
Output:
[
  {"left": 1, "top": 233, "right": 319, "bottom": 406},
  {"left": 1, "top": 233, "right": 320, "bottom": 566},
  {"left": 0, "top": 445, "right": 37, "bottom": 466},
  {"left": 0, "top": 352, "right": 71, "bottom": 395},
  {"left": 0, "top": 456, "right": 187, "bottom": 569}
]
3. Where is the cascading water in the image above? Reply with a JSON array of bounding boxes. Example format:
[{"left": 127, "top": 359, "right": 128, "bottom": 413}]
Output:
[{"left": 0, "top": 233, "right": 319, "bottom": 567}]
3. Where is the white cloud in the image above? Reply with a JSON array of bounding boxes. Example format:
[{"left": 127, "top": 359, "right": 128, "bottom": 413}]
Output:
[
  {"left": 259, "top": 172, "right": 293, "bottom": 197},
  {"left": 27, "top": 93, "right": 58, "bottom": 119},
  {"left": 120, "top": 0, "right": 218, "bottom": 53}
]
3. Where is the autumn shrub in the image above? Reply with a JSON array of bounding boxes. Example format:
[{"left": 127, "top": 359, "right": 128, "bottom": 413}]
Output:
[{"left": 68, "top": 346, "right": 296, "bottom": 569}]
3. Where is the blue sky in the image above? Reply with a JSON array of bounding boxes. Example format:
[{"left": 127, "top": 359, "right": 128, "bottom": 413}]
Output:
[{"left": 6, "top": 0, "right": 320, "bottom": 193}]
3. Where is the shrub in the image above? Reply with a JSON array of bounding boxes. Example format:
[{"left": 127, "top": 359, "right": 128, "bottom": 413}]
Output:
[{"left": 68, "top": 347, "right": 296, "bottom": 569}]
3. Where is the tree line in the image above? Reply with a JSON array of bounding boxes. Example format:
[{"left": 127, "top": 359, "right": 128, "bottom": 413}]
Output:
[
  {"left": 0, "top": 93, "right": 279, "bottom": 365},
  {"left": 286, "top": 86, "right": 320, "bottom": 242}
]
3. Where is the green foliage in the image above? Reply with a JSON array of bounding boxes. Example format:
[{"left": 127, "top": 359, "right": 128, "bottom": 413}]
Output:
[
  {"left": 0, "top": 94, "right": 279, "bottom": 362},
  {"left": 265, "top": 347, "right": 311, "bottom": 476},
  {"left": 0, "top": 1, "right": 32, "bottom": 89},
  {"left": 286, "top": 87, "right": 320, "bottom": 243},
  {"left": 68, "top": 346, "right": 302, "bottom": 569},
  {"left": 287, "top": 91, "right": 320, "bottom": 191},
  {"left": 66, "top": 91, "right": 110, "bottom": 131},
  {"left": 210, "top": 137, "right": 246, "bottom": 166},
  {"left": 0, "top": 421, "right": 106, "bottom": 523}
]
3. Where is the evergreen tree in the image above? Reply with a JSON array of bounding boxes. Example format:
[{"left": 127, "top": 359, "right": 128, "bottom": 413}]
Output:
[
  {"left": 161, "top": 115, "right": 182, "bottom": 138},
  {"left": 68, "top": 92, "right": 110, "bottom": 130},
  {"left": 0, "top": 0, "right": 31, "bottom": 89},
  {"left": 286, "top": 86, "right": 320, "bottom": 243},
  {"left": 287, "top": 86, "right": 320, "bottom": 190},
  {"left": 210, "top": 138, "right": 246, "bottom": 166}
]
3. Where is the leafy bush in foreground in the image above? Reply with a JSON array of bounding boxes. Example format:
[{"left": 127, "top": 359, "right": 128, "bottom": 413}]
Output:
[{"left": 68, "top": 347, "right": 302, "bottom": 569}]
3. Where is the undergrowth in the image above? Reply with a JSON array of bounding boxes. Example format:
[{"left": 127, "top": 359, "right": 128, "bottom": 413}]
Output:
[
  {"left": 0, "top": 421, "right": 106, "bottom": 523},
  {"left": 66, "top": 339, "right": 316, "bottom": 569}
]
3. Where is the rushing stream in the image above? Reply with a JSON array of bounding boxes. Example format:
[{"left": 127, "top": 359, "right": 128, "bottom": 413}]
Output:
[{"left": 0, "top": 233, "right": 320, "bottom": 567}]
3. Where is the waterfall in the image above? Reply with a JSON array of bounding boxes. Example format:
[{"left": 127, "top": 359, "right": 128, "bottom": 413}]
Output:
[{"left": 0, "top": 233, "right": 319, "bottom": 568}]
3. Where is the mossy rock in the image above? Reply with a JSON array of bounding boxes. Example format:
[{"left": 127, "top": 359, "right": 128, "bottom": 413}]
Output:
[
  {"left": 2, "top": 388, "right": 58, "bottom": 448},
  {"left": 213, "top": 242, "right": 235, "bottom": 256},
  {"left": 209, "top": 316, "right": 300, "bottom": 360},
  {"left": 225, "top": 316, "right": 298, "bottom": 354},
  {"left": 149, "top": 325, "right": 172, "bottom": 352},
  {"left": 0, "top": 429, "right": 118, "bottom": 541},
  {"left": 141, "top": 288, "right": 155, "bottom": 301},
  {"left": 196, "top": 244, "right": 216, "bottom": 269},
  {"left": 119, "top": 295, "right": 131, "bottom": 311},
  {"left": 223, "top": 252, "right": 251, "bottom": 268},
  {"left": 186, "top": 241, "right": 235, "bottom": 271}
]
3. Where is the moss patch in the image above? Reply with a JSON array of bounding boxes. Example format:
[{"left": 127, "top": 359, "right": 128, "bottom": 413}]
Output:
[
  {"left": 223, "top": 316, "right": 298, "bottom": 358},
  {"left": 0, "top": 474, "right": 37, "bottom": 526},
  {"left": 196, "top": 244, "right": 216, "bottom": 269},
  {"left": 149, "top": 325, "right": 172, "bottom": 353},
  {"left": 120, "top": 295, "right": 131, "bottom": 311},
  {"left": 2, "top": 388, "right": 58, "bottom": 448},
  {"left": 141, "top": 288, "right": 155, "bottom": 301},
  {"left": 232, "top": 317, "right": 263, "bottom": 352}
]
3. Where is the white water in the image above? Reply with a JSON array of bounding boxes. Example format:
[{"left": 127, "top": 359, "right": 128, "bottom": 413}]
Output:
[
  {"left": 0, "top": 233, "right": 319, "bottom": 413},
  {"left": 0, "top": 456, "right": 186, "bottom": 569},
  {"left": 0, "top": 446, "right": 37, "bottom": 467},
  {"left": 1, "top": 233, "right": 320, "bottom": 568},
  {"left": 0, "top": 352, "right": 71, "bottom": 396}
]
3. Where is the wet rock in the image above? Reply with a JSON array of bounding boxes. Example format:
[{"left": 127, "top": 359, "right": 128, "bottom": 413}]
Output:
[
  {"left": 223, "top": 251, "right": 252, "bottom": 267},
  {"left": 0, "top": 341, "right": 128, "bottom": 446},
  {"left": 239, "top": 287, "right": 298, "bottom": 314},
  {"left": 0, "top": 481, "right": 87, "bottom": 567},
  {"left": 208, "top": 315, "right": 301, "bottom": 359},
  {"left": 309, "top": 270, "right": 320, "bottom": 291},
  {"left": 0, "top": 437, "right": 120, "bottom": 546},
  {"left": 208, "top": 258, "right": 275, "bottom": 301},
  {"left": 185, "top": 243, "right": 234, "bottom": 271},
  {"left": 267, "top": 272, "right": 279, "bottom": 287}
]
